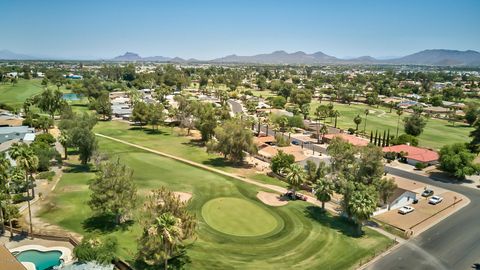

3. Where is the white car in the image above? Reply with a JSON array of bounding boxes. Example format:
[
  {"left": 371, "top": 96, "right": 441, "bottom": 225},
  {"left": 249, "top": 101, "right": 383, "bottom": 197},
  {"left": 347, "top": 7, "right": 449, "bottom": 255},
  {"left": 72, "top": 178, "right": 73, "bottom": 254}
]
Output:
[
  {"left": 398, "top": 206, "right": 415, "bottom": 214},
  {"left": 429, "top": 196, "right": 443, "bottom": 205}
]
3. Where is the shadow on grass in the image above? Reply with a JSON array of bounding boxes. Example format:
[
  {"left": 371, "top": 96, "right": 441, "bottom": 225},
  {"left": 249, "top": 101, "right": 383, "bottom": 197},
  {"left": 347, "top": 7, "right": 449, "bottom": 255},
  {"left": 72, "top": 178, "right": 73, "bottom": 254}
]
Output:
[
  {"left": 304, "top": 206, "right": 362, "bottom": 238},
  {"left": 428, "top": 171, "right": 473, "bottom": 184},
  {"left": 83, "top": 214, "right": 134, "bottom": 233},
  {"left": 133, "top": 248, "right": 191, "bottom": 270},
  {"left": 63, "top": 163, "right": 92, "bottom": 173}
]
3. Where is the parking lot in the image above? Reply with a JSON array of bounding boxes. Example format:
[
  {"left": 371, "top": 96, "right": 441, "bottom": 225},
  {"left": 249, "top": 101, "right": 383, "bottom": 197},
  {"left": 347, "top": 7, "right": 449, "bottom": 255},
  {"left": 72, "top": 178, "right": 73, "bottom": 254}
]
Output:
[{"left": 375, "top": 189, "right": 466, "bottom": 234}]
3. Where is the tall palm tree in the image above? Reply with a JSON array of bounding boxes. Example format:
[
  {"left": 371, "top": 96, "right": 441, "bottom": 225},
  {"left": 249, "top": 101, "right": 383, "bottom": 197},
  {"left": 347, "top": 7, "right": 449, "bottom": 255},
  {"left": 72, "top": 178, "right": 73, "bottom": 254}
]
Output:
[
  {"left": 396, "top": 109, "right": 403, "bottom": 137},
  {"left": 9, "top": 143, "right": 38, "bottom": 237},
  {"left": 285, "top": 164, "right": 305, "bottom": 199},
  {"left": 148, "top": 213, "right": 183, "bottom": 270},
  {"left": 320, "top": 125, "right": 328, "bottom": 142},
  {"left": 363, "top": 109, "right": 369, "bottom": 134},
  {"left": 315, "top": 177, "right": 334, "bottom": 211},
  {"left": 0, "top": 153, "right": 10, "bottom": 234},
  {"left": 349, "top": 188, "right": 377, "bottom": 235},
  {"left": 332, "top": 110, "right": 340, "bottom": 128},
  {"left": 58, "top": 133, "right": 69, "bottom": 159}
]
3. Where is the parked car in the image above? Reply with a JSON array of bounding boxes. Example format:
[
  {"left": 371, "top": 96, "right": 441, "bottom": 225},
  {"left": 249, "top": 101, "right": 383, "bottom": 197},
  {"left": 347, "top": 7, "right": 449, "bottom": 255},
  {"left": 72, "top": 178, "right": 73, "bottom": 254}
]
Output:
[
  {"left": 291, "top": 140, "right": 300, "bottom": 146},
  {"left": 398, "top": 206, "right": 415, "bottom": 215},
  {"left": 283, "top": 191, "right": 307, "bottom": 201},
  {"left": 429, "top": 196, "right": 443, "bottom": 205},
  {"left": 421, "top": 189, "right": 434, "bottom": 197}
]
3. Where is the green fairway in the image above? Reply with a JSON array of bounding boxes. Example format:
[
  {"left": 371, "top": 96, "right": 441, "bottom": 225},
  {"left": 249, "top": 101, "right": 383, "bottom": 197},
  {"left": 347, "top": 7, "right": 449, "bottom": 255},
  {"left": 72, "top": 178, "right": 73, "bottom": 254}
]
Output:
[
  {"left": 310, "top": 101, "right": 473, "bottom": 150},
  {"left": 202, "top": 197, "right": 281, "bottom": 237},
  {"left": 39, "top": 136, "right": 392, "bottom": 269},
  {"left": 0, "top": 79, "right": 44, "bottom": 107}
]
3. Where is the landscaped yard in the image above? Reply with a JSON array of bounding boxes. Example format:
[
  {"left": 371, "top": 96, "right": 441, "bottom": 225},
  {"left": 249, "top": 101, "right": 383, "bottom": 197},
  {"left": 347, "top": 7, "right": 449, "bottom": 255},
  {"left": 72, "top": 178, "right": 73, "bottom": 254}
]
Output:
[
  {"left": 310, "top": 101, "right": 473, "bottom": 150},
  {"left": 39, "top": 136, "right": 392, "bottom": 269},
  {"left": 0, "top": 79, "right": 44, "bottom": 107}
]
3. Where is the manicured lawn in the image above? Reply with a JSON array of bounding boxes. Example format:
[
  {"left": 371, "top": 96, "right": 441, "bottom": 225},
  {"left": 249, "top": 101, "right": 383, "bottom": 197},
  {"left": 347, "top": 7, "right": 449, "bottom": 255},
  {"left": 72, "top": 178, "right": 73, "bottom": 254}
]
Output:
[
  {"left": 310, "top": 101, "right": 473, "bottom": 150},
  {"left": 0, "top": 79, "right": 44, "bottom": 107},
  {"left": 201, "top": 197, "right": 281, "bottom": 237},
  {"left": 39, "top": 137, "right": 392, "bottom": 269}
]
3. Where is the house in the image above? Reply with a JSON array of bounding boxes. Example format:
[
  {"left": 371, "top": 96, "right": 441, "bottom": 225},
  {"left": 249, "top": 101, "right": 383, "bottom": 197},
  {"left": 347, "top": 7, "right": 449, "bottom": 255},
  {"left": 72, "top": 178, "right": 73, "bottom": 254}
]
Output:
[
  {"left": 382, "top": 144, "right": 439, "bottom": 165},
  {"left": 0, "top": 126, "right": 35, "bottom": 144},
  {"left": 64, "top": 74, "right": 83, "bottom": 79},
  {"left": 322, "top": 133, "right": 369, "bottom": 147},
  {"left": 374, "top": 177, "right": 420, "bottom": 215}
]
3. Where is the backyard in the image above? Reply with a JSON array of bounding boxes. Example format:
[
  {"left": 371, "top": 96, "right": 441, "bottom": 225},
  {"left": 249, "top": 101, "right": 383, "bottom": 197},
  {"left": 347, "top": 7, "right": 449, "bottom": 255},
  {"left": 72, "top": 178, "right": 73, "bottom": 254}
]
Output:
[{"left": 38, "top": 135, "right": 392, "bottom": 269}]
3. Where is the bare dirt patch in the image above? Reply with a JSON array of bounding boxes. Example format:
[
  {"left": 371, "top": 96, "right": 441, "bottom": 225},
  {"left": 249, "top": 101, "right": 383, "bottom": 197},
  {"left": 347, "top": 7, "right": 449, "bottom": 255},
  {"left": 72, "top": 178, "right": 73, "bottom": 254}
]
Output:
[
  {"left": 256, "top": 191, "right": 288, "bottom": 206},
  {"left": 175, "top": 191, "right": 192, "bottom": 202}
]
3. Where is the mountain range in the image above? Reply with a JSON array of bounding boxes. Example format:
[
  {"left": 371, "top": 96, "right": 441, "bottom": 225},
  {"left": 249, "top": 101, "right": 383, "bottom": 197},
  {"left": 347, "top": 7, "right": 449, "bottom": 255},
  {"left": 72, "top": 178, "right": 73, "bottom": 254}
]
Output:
[{"left": 1, "top": 49, "right": 480, "bottom": 66}]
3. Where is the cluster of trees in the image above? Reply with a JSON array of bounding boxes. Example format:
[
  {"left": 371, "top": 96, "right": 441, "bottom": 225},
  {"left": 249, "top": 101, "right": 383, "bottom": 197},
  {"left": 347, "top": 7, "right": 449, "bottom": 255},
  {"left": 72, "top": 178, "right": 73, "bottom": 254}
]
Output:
[
  {"left": 58, "top": 109, "right": 98, "bottom": 164},
  {"left": 270, "top": 138, "right": 397, "bottom": 234},
  {"left": 85, "top": 157, "right": 197, "bottom": 269}
]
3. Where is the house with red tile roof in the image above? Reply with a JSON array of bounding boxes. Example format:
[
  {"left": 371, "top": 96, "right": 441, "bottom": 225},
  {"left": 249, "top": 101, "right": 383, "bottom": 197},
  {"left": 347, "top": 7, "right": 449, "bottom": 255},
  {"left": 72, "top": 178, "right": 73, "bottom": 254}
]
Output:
[
  {"left": 322, "top": 133, "right": 370, "bottom": 147},
  {"left": 382, "top": 144, "right": 439, "bottom": 165}
]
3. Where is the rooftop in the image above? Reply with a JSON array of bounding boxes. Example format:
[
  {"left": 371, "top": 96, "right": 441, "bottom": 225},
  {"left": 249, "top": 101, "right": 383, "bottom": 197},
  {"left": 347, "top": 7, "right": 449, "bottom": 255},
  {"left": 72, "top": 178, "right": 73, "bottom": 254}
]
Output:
[{"left": 383, "top": 144, "right": 439, "bottom": 163}]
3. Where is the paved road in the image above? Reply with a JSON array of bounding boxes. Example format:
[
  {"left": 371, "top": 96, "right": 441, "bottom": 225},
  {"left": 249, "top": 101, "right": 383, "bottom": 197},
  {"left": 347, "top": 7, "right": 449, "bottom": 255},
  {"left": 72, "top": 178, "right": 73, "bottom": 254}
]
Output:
[
  {"left": 369, "top": 167, "right": 480, "bottom": 270},
  {"left": 228, "top": 99, "right": 244, "bottom": 114}
]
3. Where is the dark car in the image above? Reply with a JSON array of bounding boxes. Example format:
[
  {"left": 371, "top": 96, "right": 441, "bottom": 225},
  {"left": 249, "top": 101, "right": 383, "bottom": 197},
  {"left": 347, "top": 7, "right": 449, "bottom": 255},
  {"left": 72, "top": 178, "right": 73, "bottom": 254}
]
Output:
[
  {"left": 291, "top": 140, "right": 300, "bottom": 146},
  {"left": 421, "top": 189, "right": 434, "bottom": 197}
]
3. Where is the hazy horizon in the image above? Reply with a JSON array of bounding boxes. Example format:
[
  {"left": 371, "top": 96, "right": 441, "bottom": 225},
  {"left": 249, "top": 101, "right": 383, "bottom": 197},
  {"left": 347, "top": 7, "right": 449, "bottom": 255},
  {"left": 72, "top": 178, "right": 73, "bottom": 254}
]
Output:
[{"left": 1, "top": 0, "right": 479, "bottom": 60}]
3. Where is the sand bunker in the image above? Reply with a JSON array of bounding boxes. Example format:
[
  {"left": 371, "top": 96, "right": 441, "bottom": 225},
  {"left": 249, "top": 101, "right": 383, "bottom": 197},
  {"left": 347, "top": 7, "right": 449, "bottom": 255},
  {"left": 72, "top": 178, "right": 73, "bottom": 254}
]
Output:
[
  {"left": 175, "top": 191, "right": 192, "bottom": 202},
  {"left": 257, "top": 191, "right": 288, "bottom": 206}
]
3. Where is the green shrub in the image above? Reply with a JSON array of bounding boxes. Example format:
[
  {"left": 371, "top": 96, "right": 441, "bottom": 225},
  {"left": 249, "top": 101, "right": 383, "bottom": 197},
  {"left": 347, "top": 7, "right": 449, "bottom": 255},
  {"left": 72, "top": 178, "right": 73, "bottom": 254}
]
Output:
[
  {"left": 73, "top": 235, "right": 118, "bottom": 265},
  {"left": 415, "top": 162, "right": 427, "bottom": 170},
  {"left": 391, "top": 134, "right": 419, "bottom": 146}
]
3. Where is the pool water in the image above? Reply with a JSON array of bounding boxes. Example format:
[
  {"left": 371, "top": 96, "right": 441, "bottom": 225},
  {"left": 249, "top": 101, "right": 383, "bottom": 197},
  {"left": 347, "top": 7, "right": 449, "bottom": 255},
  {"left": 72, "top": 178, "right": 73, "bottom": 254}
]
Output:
[
  {"left": 62, "top": 93, "right": 80, "bottom": 101},
  {"left": 15, "top": 250, "right": 62, "bottom": 270}
]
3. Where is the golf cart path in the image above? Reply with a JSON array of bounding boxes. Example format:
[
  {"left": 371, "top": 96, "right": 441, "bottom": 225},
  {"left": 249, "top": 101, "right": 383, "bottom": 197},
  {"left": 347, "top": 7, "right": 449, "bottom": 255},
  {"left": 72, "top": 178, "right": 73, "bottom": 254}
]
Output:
[{"left": 95, "top": 134, "right": 343, "bottom": 221}]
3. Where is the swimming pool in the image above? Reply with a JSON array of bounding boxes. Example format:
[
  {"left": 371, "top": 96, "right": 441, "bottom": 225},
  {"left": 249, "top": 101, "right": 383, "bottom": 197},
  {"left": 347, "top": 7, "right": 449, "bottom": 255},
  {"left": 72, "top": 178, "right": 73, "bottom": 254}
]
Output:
[
  {"left": 62, "top": 93, "right": 81, "bottom": 101},
  {"left": 15, "top": 250, "right": 63, "bottom": 270}
]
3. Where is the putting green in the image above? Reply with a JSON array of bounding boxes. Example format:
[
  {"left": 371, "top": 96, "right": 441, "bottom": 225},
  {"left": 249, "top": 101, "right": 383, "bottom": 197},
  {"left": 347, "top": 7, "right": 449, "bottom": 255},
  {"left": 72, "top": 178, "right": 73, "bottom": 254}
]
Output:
[{"left": 202, "top": 197, "right": 279, "bottom": 237}]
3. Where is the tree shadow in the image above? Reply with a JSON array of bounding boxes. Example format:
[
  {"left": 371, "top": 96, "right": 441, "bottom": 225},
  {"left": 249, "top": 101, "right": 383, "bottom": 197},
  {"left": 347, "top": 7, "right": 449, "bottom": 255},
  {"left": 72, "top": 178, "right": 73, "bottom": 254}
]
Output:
[
  {"left": 82, "top": 214, "right": 134, "bottom": 233},
  {"left": 144, "top": 129, "right": 167, "bottom": 135},
  {"left": 304, "top": 205, "right": 362, "bottom": 238},
  {"left": 428, "top": 171, "right": 473, "bottom": 184},
  {"left": 182, "top": 139, "right": 205, "bottom": 147},
  {"left": 133, "top": 248, "right": 191, "bottom": 270},
  {"left": 63, "top": 163, "right": 91, "bottom": 173}
]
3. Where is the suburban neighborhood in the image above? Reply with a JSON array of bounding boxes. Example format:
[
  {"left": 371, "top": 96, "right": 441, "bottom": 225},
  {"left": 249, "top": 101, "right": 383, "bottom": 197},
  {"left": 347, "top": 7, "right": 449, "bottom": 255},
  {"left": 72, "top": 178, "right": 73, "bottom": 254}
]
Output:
[{"left": 1, "top": 1, "right": 480, "bottom": 270}]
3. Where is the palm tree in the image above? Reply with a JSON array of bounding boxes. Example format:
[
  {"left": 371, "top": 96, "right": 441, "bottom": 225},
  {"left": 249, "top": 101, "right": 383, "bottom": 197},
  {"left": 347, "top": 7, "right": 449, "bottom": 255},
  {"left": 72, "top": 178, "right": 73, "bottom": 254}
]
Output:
[
  {"left": 9, "top": 143, "right": 38, "bottom": 237},
  {"left": 315, "top": 177, "right": 334, "bottom": 211},
  {"left": 58, "top": 133, "right": 69, "bottom": 159},
  {"left": 148, "top": 213, "right": 183, "bottom": 270},
  {"left": 0, "top": 153, "right": 10, "bottom": 234},
  {"left": 285, "top": 164, "right": 305, "bottom": 199},
  {"left": 349, "top": 188, "right": 377, "bottom": 235},
  {"left": 363, "top": 109, "right": 369, "bottom": 134},
  {"left": 332, "top": 110, "right": 340, "bottom": 128},
  {"left": 320, "top": 125, "right": 328, "bottom": 142},
  {"left": 396, "top": 109, "right": 403, "bottom": 137},
  {"left": 353, "top": 115, "right": 362, "bottom": 131}
]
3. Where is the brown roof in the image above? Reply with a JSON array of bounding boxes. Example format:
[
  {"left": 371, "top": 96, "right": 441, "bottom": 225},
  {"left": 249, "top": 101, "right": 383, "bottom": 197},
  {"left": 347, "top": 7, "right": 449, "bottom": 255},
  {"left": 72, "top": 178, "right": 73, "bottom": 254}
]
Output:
[
  {"left": 323, "top": 133, "right": 370, "bottom": 147},
  {"left": 254, "top": 135, "right": 275, "bottom": 146},
  {"left": 258, "top": 145, "right": 307, "bottom": 162},
  {"left": 383, "top": 144, "right": 439, "bottom": 163},
  {"left": 0, "top": 245, "right": 26, "bottom": 270}
]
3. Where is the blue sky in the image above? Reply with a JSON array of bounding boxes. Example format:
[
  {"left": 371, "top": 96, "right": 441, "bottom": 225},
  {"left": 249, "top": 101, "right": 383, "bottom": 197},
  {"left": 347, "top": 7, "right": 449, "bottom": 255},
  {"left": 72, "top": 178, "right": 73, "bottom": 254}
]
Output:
[{"left": 1, "top": 0, "right": 479, "bottom": 59}]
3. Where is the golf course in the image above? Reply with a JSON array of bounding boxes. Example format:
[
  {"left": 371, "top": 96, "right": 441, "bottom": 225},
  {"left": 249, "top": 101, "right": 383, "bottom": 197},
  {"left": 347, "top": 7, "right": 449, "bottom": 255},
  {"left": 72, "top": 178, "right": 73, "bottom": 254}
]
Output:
[
  {"left": 39, "top": 134, "right": 392, "bottom": 269},
  {"left": 0, "top": 79, "right": 44, "bottom": 108}
]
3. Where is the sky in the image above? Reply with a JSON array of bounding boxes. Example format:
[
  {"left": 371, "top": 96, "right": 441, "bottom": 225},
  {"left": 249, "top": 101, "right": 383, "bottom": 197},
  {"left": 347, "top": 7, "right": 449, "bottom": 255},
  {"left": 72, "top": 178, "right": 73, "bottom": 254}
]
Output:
[{"left": 1, "top": 0, "right": 479, "bottom": 60}]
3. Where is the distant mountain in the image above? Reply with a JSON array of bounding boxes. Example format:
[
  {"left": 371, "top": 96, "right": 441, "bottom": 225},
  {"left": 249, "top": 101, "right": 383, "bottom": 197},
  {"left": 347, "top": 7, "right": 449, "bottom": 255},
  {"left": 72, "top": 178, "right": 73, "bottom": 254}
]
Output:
[
  {"left": 2, "top": 49, "right": 480, "bottom": 66},
  {"left": 389, "top": 49, "right": 480, "bottom": 66},
  {"left": 211, "top": 50, "right": 340, "bottom": 64},
  {"left": 112, "top": 52, "right": 142, "bottom": 61},
  {"left": 0, "top": 49, "right": 37, "bottom": 60}
]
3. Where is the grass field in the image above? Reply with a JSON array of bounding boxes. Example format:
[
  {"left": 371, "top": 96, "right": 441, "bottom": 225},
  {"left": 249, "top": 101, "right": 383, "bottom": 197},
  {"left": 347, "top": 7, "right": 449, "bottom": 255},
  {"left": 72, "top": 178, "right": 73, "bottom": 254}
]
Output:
[
  {"left": 0, "top": 79, "right": 44, "bottom": 107},
  {"left": 310, "top": 101, "right": 473, "bottom": 150},
  {"left": 39, "top": 135, "right": 391, "bottom": 269}
]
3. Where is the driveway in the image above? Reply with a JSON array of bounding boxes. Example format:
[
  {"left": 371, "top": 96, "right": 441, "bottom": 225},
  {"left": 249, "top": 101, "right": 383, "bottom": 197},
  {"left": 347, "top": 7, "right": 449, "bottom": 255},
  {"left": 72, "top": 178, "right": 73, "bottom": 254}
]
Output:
[{"left": 368, "top": 167, "right": 480, "bottom": 270}]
